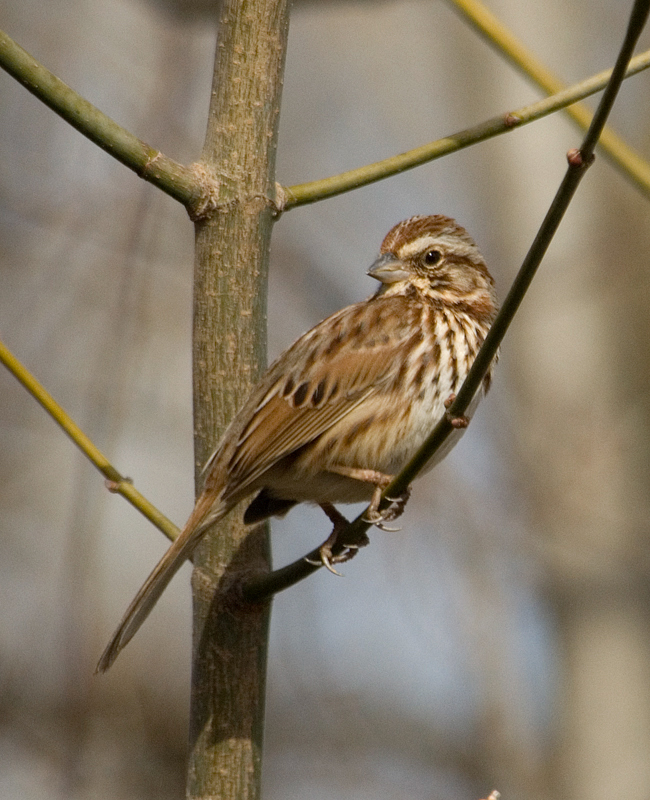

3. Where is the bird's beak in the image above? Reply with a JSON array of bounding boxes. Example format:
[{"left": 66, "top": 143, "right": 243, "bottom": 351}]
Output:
[{"left": 367, "top": 252, "right": 409, "bottom": 284}]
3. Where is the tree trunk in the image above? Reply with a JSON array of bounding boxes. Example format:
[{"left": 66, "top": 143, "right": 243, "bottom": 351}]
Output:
[{"left": 188, "top": 2, "right": 290, "bottom": 798}]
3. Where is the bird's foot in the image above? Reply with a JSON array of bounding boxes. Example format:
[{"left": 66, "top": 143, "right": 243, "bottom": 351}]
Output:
[
  {"left": 363, "top": 485, "right": 411, "bottom": 530},
  {"left": 304, "top": 502, "right": 370, "bottom": 575},
  {"left": 325, "top": 463, "right": 411, "bottom": 531}
]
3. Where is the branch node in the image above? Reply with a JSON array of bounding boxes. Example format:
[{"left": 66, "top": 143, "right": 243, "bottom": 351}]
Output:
[
  {"left": 185, "top": 165, "right": 280, "bottom": 222},
  {"left": 273, "top": 182, "right": 288, "bottom": 215},
  {"left": 141, "top": 149, "right": 163, "bottom": 176},
  {"left": 443, "top": 393, "right": 469, "bottom": 428},
  {"left": 447, "top": 413, "right": 469, "bottom": 429},
  {"left": 186, "top": 162, "right": 221, "bottom": 221},
  {"left": 567, "top": 147, "right": 595, "bottom": 168},
  {"left": 104, "top": 476, "right": 133, "bottom": 493},
  {"left": 503, "top": 112, "right": 521, "bottom": 128}
]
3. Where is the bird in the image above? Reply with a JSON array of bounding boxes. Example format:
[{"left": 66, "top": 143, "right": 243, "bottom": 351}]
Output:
[{"left": 96, "top": 214, "right": 497, "bottom": 672}]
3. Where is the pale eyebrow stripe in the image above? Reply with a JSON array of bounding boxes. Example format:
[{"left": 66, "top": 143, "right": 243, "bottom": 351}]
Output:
[{"left": 399, "top": 234, "right": 477, "bottom": 260}]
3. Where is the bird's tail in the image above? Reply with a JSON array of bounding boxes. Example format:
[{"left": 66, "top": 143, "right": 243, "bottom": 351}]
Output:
[{"left": 96, "top": 494, "right": 229, "bottom": 673}]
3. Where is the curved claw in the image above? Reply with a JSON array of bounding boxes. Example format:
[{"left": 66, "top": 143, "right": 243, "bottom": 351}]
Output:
[
  {"left": 364, "top": 517, "right": 401, "bottom": 532},
  {"left": 364, "top": 486, "right": 411, "bottom": 530},
  {"left": 320, "top": 553, "right": 345, "bottom": 576},
  {"left": 305, "top": 539, "right": 363, "bottom": 575},
  {"left": 304, "top": 552, "right": 345, "bottom": 576}
]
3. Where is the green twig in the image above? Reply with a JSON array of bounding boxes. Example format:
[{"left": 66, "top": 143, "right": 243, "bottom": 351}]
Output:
[
  {"left": 0, "top": 28, "right": 211, "bottom": 212},
  {"left": 243, "top": 0, "right": 650, "bottom": 602},
  {"left": 0, "top": 338, "right": 179, "bottom": 543},
  {"left": 447, "top": 0, "right": 650, "bottom": 198},
  {"left": 281, "top": 47, "right": 650, "bottom": 209},
  {"left": 3, "top": 23, "right": 649, "bottom": 215}
]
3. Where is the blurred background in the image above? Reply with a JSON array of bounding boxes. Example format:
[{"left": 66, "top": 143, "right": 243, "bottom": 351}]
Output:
[{"left": 1, "top": 1, "right": 650, "bottom": 798}]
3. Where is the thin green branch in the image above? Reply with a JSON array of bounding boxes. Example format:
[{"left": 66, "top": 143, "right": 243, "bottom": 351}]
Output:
[
  {"left": 0, "top": 338, "right": 179, "bottom": 543},
  {"left": 244, "top": 0, "right": 650, "bottom": 602},
  {"left": 446, "top": 0, "right": 650, "bottom": 198},
  {"left": 281, "top": 48, "right": 650, "bottom": 209},
  {"left": 0, "top": 28, "right": 210, "bottom": 211}
]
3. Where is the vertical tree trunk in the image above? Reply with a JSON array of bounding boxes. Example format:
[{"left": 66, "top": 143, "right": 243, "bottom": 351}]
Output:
[{"left": 188, "top": 2, "right": 290, "bottom": 798}]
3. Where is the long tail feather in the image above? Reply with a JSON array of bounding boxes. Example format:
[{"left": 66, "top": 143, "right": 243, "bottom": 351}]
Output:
[{"left": 96, "top": 496, "right": 228, "bottom": 673}]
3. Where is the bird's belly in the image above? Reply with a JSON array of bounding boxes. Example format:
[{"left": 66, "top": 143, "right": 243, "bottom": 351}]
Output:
[
  {"left": 264, "top": 377, "right": 484, "bottom": 506},
  {"left": 262, "top": 467, "right": 378, "bottom": 506}
]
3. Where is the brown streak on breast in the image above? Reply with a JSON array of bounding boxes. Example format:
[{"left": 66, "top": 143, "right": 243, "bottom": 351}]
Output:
[
  {"left": 445, "top": 317, "right": 456, "bottom": 349},
  {"left": 411, "top": 361, "right": 426, "bottom": 391}
]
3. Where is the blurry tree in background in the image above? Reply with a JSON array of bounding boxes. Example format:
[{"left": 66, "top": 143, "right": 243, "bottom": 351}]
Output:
[{"left": 1, "top": 1, "right": 650, "bottom": 799}]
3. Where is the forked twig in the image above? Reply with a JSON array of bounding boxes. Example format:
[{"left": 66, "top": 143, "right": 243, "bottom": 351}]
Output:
[{"left": 2, "top": 26, "right": 650, "bottom": 212}]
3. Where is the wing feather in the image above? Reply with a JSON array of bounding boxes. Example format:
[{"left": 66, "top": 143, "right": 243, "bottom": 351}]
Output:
[{"left": 206, "top": 295, "right": 417, "bottom": 500}]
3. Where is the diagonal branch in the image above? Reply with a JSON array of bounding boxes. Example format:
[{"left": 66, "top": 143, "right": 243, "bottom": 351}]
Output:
[
  {"left": 243, "top": 0, "right": 650, "bottom": 603},
  {"left": 0, "top": 28, "right": 212, "bottom": 213},
  {"left": 446, "top": 0, "right": 650, "bottom": 198},
  {"left": 0, "top": 338, "right": 179, "bottom": 544},
  {"left": 281, "top": 48, "right": 650, "bottom": 209}
]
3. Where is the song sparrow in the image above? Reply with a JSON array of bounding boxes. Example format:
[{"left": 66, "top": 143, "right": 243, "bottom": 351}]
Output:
[{"left": 97, "top": 214, "right": 497, "bottom": 672}]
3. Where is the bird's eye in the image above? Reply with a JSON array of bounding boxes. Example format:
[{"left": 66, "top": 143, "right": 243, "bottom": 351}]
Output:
[{"left": 423, "top": 249, "right": 441, "bottom": 266}]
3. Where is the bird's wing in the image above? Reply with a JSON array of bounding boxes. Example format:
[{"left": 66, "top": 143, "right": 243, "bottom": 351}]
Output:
[{"left": 213, "top": 294, "right": 417, "bottom": 498}]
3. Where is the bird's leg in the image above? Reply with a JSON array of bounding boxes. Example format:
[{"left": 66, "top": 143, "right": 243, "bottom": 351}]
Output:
[
  {"left": 308, "top": 502, "right": 369, "bottom": 575},
  {"left": 325, "top": 465, "right": 411, "bottom": 530}
]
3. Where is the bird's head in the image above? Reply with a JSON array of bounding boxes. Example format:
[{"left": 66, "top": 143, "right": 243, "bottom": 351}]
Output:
[{"left": 368, "top": 215, "right": 496, "bottom": 315}]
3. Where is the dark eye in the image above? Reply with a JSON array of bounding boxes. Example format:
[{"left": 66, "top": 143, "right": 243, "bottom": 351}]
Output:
[{"left": 423, "top": 249, "right": 441, "bottom": 265}]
